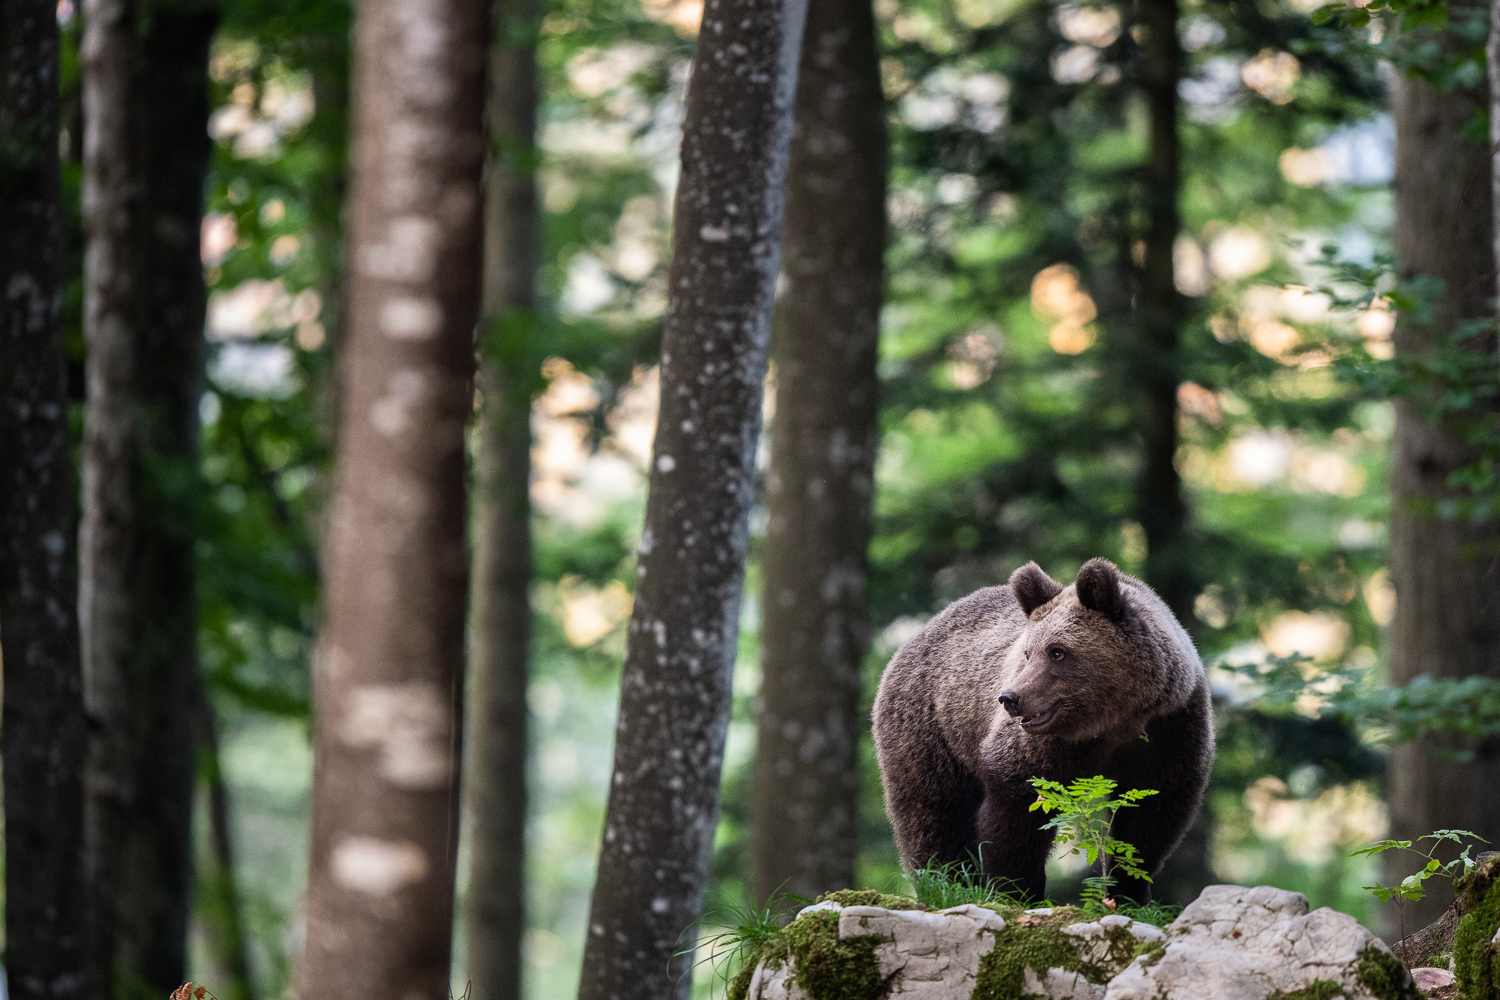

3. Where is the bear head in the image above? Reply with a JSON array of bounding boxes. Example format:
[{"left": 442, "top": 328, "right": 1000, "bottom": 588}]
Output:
[{"left": 999, "top": 557, "right": 1188, "bottom": 742}]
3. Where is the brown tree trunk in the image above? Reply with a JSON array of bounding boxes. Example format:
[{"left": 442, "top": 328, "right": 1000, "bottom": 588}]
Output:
[
  {"left": 1385, "top": 19, "right": 1500, "bottom": 932},
  {"left": 0, "top": 1, "right": 91, "bottom": 996},
  {"left": 575, "top": 0, "right": 806, "bottom": 993},
  {"left": 115, "top": 5, "right": 217, "bottom": 993},
  {"left": 297, "top": 0, "right": 488, "bottom": 995},
  {"left": 80, "top": 0, "right": 144, "bottom": 988},
  {"left": 750, "top": 0, "right": 885, "bottom": 910},
  {"left": 463, "top": 0, "right": 539, "bottom": 993}
]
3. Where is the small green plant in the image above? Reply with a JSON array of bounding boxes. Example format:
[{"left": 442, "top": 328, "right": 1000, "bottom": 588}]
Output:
[
  {"left": 1351, "top": 829, "right": 1488, "bottom": 950},
  {"left": 686, "top": 895, "right": 787, "bottom": 998},
  {"left": 1029, "top": 776, "right": 1158, "bottom": 912},
  {"left": 905, "top": 857, "right": 1041, "bottom": 910}
]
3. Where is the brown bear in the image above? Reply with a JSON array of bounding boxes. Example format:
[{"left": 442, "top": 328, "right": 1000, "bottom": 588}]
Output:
[{"left": 872, "top": 557, "right": 1213, "bottom": 904}]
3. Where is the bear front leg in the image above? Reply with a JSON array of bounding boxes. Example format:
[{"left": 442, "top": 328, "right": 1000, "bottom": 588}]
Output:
[
  {"left": 975, "top": 782, "right": 1055, "bottom": 904},
  {"left": 1104, "top": 698, "right": 1213, "bottom": 904}
]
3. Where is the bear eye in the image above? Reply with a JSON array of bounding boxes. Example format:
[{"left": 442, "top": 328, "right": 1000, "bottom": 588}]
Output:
[{"left": 1048, "top": 647, "right": 1066, "bottom": 662}]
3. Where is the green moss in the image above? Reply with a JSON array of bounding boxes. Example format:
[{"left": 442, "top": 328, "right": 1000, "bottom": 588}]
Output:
[
  {"left": 782, "top": 910, "right": 888, "bottom": 1000},
  {"left": 1455, "top": 855, "right": 1500, "bottom": 1000},
  {"left": 1271, "top": 981, "right": 1347, "bottom": 1000},
  {"left": 724, "top": 932, "right": 787, "bottom": 1000},
  {"left": 971, "top": 906, "right": 1118, "bottom": 1000},
  {"left": 1354, "top": 944, "right": 1419, "bottom": 1000},
  {"left": 816, "top": 889, "right": 925, "bottom": 911}
]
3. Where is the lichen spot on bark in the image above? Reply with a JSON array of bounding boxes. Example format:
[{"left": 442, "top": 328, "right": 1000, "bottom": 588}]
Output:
[
  {"left": 369, "top": 369, "right": 429, "bottom": 437},
  {"left": 331, "top": 835, "right": 430, "bottom": 895},
  {"left": 340, "top": 682, "right": 453, "bottom": 788},
  {"left": 380, "top": 296, "right": 443, "bottom": 340}
]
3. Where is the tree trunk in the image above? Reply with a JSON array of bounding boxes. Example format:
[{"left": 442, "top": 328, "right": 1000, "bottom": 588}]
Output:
[
  {"left": 115, "top": 5, "right": 217, "bottom": 993},
  {"left": 0, "top": 2, "right": 91, "bottom": 996},
  {"left": 200, "top": 705, "right": 256, "bottom": 1000},
  {"left": 1386, "top": 19, "right": 1500, "bottom": 932},
  {"left": 1134, "top": 0, "right": 1190, "bottom": 622},
  {"left": 463, "top": 0, "right": 539, "bottom": 993},
  {"left": 750, "top": 0, "right": 885, "bottom": 910},
  {"left": 297, "top": 0, "right": 488, "bottom": 995},
  {"left": 575, "top": 0, "right": 806, "bottom": 993},
  {"left": 1130, "top": 0, "right": 1215, "bottom": 908},
  {"left": 80, "top": 0, "right": 144, "bottom": 988}
]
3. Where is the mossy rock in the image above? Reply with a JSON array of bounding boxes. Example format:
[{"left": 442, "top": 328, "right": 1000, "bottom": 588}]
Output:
[
  {"left": 1455, "top": 854, "right": 1500, "bottom": 1000},
  {"left": 733, "top": 900, "right": 1157, "bottom": 1000}
]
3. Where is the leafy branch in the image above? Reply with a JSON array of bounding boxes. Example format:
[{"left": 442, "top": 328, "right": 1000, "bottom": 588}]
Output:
[
  {"left": 1351, "top": 829, "right": 1488, "bottom": 903},
  {"left": 1029, "top": 776, "right": 1157, "bottom": 908}
]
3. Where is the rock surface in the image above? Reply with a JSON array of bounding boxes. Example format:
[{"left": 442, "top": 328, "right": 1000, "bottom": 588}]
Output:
[
  {"left": 1104, "top": 885, "right": 1414, "bottom": 1000},
  {"left": 743, "top": 885, "right": 1420, "bottom": 1000}
]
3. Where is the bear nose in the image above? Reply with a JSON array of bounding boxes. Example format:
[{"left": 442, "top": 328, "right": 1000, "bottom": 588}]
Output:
[{"left": 998, "top": 690, "right": 1020, "bottom": 716}]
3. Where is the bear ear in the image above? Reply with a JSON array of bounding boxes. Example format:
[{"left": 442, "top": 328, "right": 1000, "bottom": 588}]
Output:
[
  {"left": 1075, "top": 558, "right": 1126, "bottom": 620},
  {"left": 1010, "top": 561, "right": 1064, "bottom": 617}
]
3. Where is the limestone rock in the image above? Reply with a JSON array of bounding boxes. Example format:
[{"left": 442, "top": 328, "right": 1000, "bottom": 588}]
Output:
[
  {"left": 1103, "top": 885, "right": 1418, "bottom": 1000},
  {"left": 746, "top": 901, "right": 1159, "bottom": 1000}
]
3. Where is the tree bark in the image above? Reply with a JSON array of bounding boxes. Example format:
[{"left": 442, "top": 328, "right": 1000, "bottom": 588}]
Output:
[
  {"left": 1386, "top": 20, "right": 1500, "bottom": 932},
  {"left": 79, "top": 0, "right": 144, "bottom": 989},
  {"left": 463, "top": 0, "right": 539, "bottom": 994},
  {"left": 297, "top": 0, "right": 488, "bottom": 995},
  {"left": 0, "top": 1, "right": 91, "bottom": 996},
  {"left": 201, "top": 705, "right": 256, "bottom": 1000},
  {"left": 1134, "top": 0, "right": 1190, "bottom": 622},
  {"left": 114, "top": 5, "right": 217, "bottom": 993},
  {"left": 575, "top": 0, "right": 806, "bottom": 993},
  {"left": 750, "top": 0, "right": 885, "bottom": 910}
]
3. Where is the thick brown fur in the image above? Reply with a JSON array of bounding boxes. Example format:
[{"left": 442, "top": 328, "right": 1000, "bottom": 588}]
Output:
[{"left": 872, "top": 558, "right": 1214, "bottom": 903}]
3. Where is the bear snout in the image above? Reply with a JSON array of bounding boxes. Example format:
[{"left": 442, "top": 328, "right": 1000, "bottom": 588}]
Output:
[{"left": 998, "top": 690, "right": 1021, "bottom": 716}]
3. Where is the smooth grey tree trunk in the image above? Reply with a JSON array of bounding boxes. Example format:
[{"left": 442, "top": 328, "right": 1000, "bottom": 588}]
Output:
[
  {"left": 1385, "top": 17, "right": 1500, "bottom": 932},
  {"left": 0, "top": 1, "right": 91, "bottom": 996},
  {"left": 575, "top": 0, "right": 806, "bottom": 992},
  {"left": 750, "top": 0, "right": 885, "bottom": 910},
  {"left": 297, "top": 0, "right": 488, "bottom": 995},
  {"left": 463, "top": 0, "right": 539, "bottom": 994}
]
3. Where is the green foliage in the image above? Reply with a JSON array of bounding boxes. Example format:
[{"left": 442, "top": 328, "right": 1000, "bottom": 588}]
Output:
[
  {"left": 1454, "top": 854, "right": 1500, "bottom": 1000},
  {"left": 1309, "top": 0, "right": 1487, "bottom": 92},
  {"left": 693, "top": 897, "right": 786, "bottom": 1000},
  {"left": 906, "top": 858, "right": 1039, "bottom": 909},
  {"left": 1029, "top": 776, "right": 1157, "bottom": 889},
  {"left": 1350, "top": 829, "right": 1486, "bottom": 903}
]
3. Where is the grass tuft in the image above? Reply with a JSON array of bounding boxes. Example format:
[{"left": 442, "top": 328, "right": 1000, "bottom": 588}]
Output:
[{"left": 905, "top": 859, "right": 1042, "bottom": 910}]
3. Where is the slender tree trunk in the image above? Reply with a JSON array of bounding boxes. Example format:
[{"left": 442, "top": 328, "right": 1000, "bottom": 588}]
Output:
[
  {"left": 1491, "top": 0, "right": 1500, "bottom": 318},
  {"left": 1134, "top": 0, "right": 1190, "bottom": 621},
  {"left": 463, "top": 0, "right": 539, "bottom": 994},
  {"left": 750, "top": 0, "right": 885, "bottom": 910},
  {"left": 575, "top": 0, "right": 806, "bottom": 993},
  {"left": 1130, "top": 0, "right": 1215, "bottom": 909},
  {"left": 201, "top": 705, "right": 256, "bottom": 1000},
  {"left": 80, "top": 0, "right": 144, "bottom": 988},
  {"left": 114, "top": 5, "right": 217, "bottom": 994},
  {"left": 0, "top": 2, "right": 91, "bottom": 996},
  {"left": 297, "top": 0, "right": 488, "bottom": 994},
  {"left": 1385, "top": 21, "right": 1500, "bottom": 932}
]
